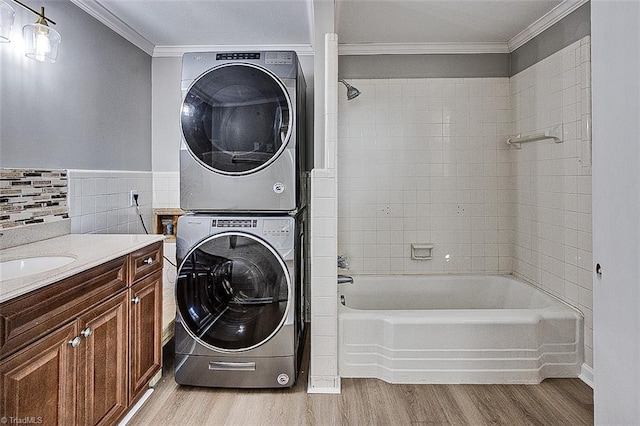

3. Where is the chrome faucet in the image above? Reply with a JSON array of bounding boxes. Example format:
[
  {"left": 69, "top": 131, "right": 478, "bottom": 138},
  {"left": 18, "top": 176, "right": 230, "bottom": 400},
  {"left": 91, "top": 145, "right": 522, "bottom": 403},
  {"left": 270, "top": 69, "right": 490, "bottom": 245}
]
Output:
[
  {"left": 337, "top": 254, "right": 349, "bottom": 269},
  {"left": 338, "top": 275, "right": 354, "bottom": 284}
]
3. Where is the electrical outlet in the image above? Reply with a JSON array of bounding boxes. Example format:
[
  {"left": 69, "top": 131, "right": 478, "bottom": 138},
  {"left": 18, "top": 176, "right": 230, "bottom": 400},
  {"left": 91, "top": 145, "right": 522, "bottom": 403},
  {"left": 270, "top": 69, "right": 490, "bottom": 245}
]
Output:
[{"left": 129, "top": 190, "right": 139, "bottom": 207}]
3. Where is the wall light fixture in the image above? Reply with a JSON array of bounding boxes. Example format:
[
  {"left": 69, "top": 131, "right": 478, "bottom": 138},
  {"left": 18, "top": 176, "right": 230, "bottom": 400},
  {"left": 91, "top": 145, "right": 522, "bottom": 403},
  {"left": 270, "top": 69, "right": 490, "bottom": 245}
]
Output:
[
  {"left": 0, "top": 0, "right": 60, "bottom": 62},
  {"left": 0, "top": 0, "right": 15, "bottom": 42}
]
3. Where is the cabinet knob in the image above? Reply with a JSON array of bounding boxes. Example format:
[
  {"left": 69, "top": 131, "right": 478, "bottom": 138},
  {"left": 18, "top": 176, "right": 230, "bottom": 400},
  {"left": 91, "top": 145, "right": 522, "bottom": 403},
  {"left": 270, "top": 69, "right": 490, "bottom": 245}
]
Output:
[
  {"left": 81, "top": 327, "right": 93, "bottom": 338},
  {"left": 132, "top": 296, "right": 141, "bottom": 305},
  {"left": 69, "top": 337, "right": 81, "bottom": 348},
  {"left": 143, "top": 257, "right": 153, "bottom": 265}
]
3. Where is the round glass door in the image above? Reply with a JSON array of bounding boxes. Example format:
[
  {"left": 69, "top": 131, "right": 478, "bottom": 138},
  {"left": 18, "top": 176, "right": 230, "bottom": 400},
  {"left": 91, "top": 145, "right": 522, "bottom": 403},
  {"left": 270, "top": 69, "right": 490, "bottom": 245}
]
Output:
[
  {"left": 181, "top": 63, "right": 292, "bottom": 175},
  {"left": 176, "top": 232, "right": 290, "bottom": 352}
]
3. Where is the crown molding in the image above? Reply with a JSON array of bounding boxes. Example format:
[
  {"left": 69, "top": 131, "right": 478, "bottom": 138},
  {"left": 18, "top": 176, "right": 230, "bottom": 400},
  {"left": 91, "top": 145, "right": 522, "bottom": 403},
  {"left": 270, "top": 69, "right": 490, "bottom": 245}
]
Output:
[
  {"left": 68, "top": 1, "right": 315, "bottom": 58},
  {"left": 338, "top": 42, "right": 510, "bottom": 56},
  {"left": 70, "top": 0, "right": 585, "bottom": 58},
  {"left": 70, "top": 0, "right": 154, "bottom": 55},
  {"left": 508, "top": 0, "right": 589, "bottom": 52},
  {"left": 153, "top": 44, "right": 315, "bottom": 58}
]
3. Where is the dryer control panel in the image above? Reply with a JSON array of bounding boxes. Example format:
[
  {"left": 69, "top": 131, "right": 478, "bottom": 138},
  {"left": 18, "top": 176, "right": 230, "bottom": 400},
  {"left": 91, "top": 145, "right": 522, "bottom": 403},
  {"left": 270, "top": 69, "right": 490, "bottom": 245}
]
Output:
[
  {"left": 212, "top": 219, "right": 257, "bottom": 228},
  {"left": 216, "top": 52, "right": 260, "bottom": 60},
  {"left": 265, "top": 51, "right": 294, "bottom": 65}
]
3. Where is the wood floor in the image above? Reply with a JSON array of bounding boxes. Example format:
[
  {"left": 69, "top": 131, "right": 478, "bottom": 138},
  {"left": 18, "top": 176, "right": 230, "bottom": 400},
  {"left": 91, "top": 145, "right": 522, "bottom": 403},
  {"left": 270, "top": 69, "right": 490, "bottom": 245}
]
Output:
[{"left": 128, "top": 339, "right": 593, "bottom": 426}]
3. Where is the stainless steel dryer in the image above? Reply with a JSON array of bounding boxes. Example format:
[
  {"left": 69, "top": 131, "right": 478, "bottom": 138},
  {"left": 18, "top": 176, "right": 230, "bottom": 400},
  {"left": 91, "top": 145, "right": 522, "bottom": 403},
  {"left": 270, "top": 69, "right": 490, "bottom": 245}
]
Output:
[
  {"left": 174, "top": 213, "right": 305, "bottom": 388},
  {"left": 180, "top": 51, "right": 307, "bottom": 213}
]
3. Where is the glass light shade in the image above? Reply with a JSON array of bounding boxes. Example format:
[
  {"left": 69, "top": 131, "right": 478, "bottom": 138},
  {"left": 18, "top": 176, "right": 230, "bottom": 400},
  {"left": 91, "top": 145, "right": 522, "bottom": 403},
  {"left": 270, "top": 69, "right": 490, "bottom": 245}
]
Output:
[
  {"left": 0, "top": 0, "right": 15, "bottom": 42},
  {"left": 23, "top": 22, "right": 60, "bottom": 62}
]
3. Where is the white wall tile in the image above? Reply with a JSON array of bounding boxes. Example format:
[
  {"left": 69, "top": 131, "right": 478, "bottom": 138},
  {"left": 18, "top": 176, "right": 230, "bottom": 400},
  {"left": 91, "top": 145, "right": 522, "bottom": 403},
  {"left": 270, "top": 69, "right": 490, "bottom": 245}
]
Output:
[
  {"left": 309, "top": 34, "right": 340, "bottom": 391},
  {"left": 152, "top": 171, "right": 180, "bottom": 209},
  {"left": 68, "top": 170, "right": 153, "bottom": 235},
  {"left": 338, "top": 77, "right": 511, "bottom": 275},
  {"left": 511, "top": 36, "right": 592, "bottom": 368}
]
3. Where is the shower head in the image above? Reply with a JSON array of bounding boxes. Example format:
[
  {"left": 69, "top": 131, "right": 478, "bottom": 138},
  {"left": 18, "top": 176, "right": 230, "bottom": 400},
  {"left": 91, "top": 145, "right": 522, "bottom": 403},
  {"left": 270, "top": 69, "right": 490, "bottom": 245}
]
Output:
[{"left": 339, "top": 79, "right": 361, "bottom": 100}]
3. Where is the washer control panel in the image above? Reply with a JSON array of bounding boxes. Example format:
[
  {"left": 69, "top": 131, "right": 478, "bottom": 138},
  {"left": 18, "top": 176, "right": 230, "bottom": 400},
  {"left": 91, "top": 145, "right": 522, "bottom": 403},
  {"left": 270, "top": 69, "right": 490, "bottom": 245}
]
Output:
[
  {"left": 262, "top": 219, "right": 291, "bottom": 236},
  {"left": 261, "top": 219, "right": 294, "bottom": 252},
  {"left": 178, "top": 215, "right": 296, "bottom": 260}
]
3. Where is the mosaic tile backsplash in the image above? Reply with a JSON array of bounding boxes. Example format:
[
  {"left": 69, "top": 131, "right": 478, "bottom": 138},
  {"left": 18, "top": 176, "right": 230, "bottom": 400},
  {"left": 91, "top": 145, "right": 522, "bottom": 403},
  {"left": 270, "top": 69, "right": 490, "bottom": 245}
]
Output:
[{"left": 0, "top": 169, "right": 68, "bottom": 229}]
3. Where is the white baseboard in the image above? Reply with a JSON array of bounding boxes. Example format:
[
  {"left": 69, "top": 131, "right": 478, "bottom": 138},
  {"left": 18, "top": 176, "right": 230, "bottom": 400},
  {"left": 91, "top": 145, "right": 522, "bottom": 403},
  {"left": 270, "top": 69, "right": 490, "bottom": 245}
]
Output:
[
  {"left": 307, "top": 375, "right": 341, "bottom": 394},
  {"left": 117, "top": 388, "right": 154, "bottom": 426},
  {"left": 579, "top": 363, "right": 594, "bottom": 388}
]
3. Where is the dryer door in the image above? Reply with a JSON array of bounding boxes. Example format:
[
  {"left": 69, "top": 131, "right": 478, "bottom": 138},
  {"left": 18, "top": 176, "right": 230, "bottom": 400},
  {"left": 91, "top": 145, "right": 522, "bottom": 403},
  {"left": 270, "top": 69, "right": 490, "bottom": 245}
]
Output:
[
  {"left": 181, "top": 63, "right": 292, "bottom": 175},
  {"left": 176, "top": 232, "right": 291, "bottom": 352}
]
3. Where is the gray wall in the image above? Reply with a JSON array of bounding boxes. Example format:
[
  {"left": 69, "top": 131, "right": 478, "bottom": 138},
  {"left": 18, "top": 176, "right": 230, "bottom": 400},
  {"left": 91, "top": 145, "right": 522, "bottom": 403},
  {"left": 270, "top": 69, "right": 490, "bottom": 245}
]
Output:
[
  {"left": 339, "top": 53, "right": 510, "bottom": 79},
  {"left": 0, "top": 0, "right": 151, "bottom": 171},
  {"left": 511, "top": 2, "right": 591, "bottom": 75},
  {"left": 151, "top": 57, "right": 181, "bottom": 173}
]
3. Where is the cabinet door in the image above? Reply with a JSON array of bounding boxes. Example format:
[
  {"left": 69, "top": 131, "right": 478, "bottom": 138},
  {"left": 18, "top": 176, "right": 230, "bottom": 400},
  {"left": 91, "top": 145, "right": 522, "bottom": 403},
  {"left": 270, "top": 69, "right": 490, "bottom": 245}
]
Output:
[
  {"left": 129, "top": 271, "right": 162, "bottom": 403},
  {"left": 0, "top": 322, "right": 78, "bottom": 425},
  {"left": 77, "top": 292, "right": 129, "bottom": 426}
]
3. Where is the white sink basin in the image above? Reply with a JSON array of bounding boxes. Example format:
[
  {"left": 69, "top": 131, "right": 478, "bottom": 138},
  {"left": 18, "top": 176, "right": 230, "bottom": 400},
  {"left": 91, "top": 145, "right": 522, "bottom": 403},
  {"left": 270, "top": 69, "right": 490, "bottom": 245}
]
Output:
[{"left": 0, "top": 256, "right": 76, "bottom": 281}]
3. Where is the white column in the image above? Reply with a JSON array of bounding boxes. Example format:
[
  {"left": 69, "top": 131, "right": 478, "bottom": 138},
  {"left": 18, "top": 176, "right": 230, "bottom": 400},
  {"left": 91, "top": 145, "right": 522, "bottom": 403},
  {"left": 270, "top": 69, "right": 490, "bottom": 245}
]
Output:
[{"left": 308, "top": 33, "right": 340, "bottom": 394}]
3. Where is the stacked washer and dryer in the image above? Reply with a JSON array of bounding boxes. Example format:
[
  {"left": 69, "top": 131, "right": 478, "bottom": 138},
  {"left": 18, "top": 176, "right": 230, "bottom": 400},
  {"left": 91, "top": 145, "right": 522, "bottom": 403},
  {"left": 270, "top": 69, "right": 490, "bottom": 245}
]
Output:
[{"left": 175, "top": 51, "right": 307, "bottom": 388}]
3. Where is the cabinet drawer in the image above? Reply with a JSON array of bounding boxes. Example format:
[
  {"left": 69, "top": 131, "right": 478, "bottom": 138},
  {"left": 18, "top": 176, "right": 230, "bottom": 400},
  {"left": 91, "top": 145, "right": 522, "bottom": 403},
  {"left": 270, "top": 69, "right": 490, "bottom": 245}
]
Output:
[
  {"left": 0, "top": 256, "right": 128, "bottom": 360},
  {"left": 129, "top": 241, "right": 163, "bottom": 283}
]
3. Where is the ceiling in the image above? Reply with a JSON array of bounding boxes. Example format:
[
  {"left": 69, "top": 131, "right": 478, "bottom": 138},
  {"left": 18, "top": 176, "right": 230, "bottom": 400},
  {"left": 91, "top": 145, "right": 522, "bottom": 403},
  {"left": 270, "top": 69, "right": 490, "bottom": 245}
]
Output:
[
  {"left": 337, "top": 0, "right": 561, "bottom": 45},
  {"left": 96, "top": 0, "right": 313, "bottom": 47},
  {"left": 70, "top": 0, "right": 583, "bottom": 56}
]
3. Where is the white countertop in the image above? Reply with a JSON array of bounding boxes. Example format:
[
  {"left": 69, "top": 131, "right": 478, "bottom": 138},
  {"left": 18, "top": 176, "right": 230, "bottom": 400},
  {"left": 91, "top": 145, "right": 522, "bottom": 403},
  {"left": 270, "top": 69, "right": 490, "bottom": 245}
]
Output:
[{"left": 0, "top": 234, "right": 165, "bottom": 303}]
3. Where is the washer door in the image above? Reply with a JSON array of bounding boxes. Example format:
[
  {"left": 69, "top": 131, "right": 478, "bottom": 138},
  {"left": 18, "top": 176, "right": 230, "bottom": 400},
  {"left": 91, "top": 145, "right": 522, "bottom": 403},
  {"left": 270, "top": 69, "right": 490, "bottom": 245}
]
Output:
[
  {"left": 176, "top": 232, "right": 290, "bottom": 352},
  {"left": 181, "top": 63, "right": 292, "bottom": 175}
]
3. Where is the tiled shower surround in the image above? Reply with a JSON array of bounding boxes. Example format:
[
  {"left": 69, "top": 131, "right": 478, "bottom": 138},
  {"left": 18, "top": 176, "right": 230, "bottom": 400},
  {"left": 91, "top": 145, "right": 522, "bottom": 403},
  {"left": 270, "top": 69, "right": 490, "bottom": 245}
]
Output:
[
  {"left": 337, "top": 36, "right": 593, "bottom": 368},
  {"left": 511, "top": 37, "right": 593, "bottom": 367},
  {"left": 67, "top": 170, "right": 153, "bottom": 234},
  {"left": 338, "top": 77, "right": 512, "bottom": 274}
]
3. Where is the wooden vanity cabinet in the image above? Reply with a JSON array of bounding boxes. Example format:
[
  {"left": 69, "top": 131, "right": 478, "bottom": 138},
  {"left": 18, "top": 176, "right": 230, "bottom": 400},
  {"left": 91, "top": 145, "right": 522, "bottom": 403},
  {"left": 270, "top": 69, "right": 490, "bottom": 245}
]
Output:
[{"left": 0, "top": 241, "right": 163, "bottom": 426}]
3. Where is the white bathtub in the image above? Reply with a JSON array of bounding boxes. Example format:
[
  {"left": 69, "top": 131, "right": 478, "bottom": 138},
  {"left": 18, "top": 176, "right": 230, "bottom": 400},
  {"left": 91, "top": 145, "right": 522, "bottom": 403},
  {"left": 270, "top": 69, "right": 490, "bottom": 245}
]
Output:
[{"left": 338, "top": 274, "right": 583, "bottom": 384}]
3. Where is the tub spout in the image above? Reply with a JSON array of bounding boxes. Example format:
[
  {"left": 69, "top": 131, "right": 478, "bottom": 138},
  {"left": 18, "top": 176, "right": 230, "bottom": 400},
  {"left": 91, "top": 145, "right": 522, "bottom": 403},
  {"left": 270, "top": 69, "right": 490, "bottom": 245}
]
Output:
[{"left": 338, "top": 275, "right": 354, "bottom": 284}]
